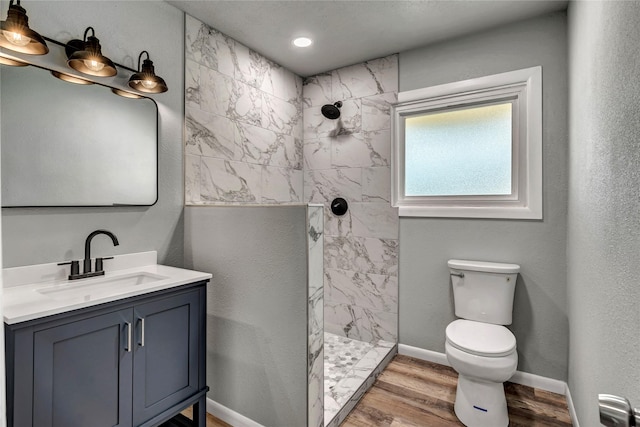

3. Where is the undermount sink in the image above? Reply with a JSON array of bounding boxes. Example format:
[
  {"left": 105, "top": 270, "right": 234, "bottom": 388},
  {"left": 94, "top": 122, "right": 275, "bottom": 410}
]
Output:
[{"left": 37, "top": 272, "right": 169, "bottom": 301}]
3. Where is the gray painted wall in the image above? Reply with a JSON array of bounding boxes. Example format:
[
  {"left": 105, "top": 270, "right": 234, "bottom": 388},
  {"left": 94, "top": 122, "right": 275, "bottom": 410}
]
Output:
[
  {"left": 1, "top": 1, "right": 185, "bottom": 268},
  {"left": 567, "top": 1, "right": 640, "bottom": 424},
  {"left": 0, "top": 46, "right": 5, "bottom": 427},
  {"left": 184, "top": 206, "right": 309, "bottom": 427},
  {"left": 398, "top": 12, "right": 569, "bottom": 380}
]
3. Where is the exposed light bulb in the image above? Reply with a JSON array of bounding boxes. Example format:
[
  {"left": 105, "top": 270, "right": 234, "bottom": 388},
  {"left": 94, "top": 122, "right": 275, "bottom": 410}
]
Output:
[
  {"left": 292, "top": 37, "right": 313, "bottom": 48},
  {"left": 83, "top": 58, "right": 105, "bottom": 72},
  {"left": 141, "top": 79, "right": 157, "bottom": 89},
  {"left": 2, "top": 30, "right": 30, "bottom": 47}
]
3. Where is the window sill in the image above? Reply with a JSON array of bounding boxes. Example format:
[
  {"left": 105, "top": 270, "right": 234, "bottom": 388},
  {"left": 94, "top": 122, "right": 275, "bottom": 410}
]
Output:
[{"left": 398, "top": 204, "right": 542, "bottom": 220}]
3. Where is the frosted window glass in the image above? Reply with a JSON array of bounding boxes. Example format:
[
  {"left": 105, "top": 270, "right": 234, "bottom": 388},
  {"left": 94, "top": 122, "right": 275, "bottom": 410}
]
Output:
[{"left": 405, "top": 103, "right": 513, "bottom": 196}]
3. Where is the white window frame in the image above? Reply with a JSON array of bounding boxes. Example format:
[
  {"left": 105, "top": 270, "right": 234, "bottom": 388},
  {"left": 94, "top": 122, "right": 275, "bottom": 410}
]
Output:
[{"left": 391, "top": 66, "right": 542, "bottom": 219}]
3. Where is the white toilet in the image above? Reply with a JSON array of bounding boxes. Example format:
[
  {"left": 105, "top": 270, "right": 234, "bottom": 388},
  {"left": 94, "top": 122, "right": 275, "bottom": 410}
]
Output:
[{"left": 445, "top": 259, "right": 520, "bottom": 427}]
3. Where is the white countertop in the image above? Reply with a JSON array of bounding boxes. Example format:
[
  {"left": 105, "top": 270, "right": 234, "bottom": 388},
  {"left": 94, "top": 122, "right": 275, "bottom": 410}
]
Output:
[{"left": 3, "top": 251, "right": 212, "bottom": 325}]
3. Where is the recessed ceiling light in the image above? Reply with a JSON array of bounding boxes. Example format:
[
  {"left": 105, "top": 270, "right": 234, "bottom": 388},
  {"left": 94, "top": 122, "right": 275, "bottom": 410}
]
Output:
[{"left": 292, "top": 37, "right": 313, "bottom": 48}]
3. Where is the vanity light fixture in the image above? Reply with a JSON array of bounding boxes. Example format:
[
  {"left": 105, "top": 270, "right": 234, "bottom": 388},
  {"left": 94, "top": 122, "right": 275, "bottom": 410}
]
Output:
[
  {"left": 0, "top": 54, "right": 27, "bottom": 66},
  {"left": 0, "top": 0, "right": 48, "bottom": 55},
  {"left": 127, "top": 51, "right": 168, "bottom": 93},
  {"left": 111, "top": 88, "right": 143, "bottom": 99},
  {"left": 50, "top": 70, "right": 94, "bottom": 85},
  {"left": 67, "top": 27, "right": 117, "bottom": 77},
  {"left": 292, "top": 37, "right": 313, "bottom": 48}
]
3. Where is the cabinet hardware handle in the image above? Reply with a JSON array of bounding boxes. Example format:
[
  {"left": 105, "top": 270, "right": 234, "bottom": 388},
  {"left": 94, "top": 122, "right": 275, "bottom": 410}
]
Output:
[
  {"left": 125, "top": 322, "right": 132, "bottom": 352},
  {"left": 139, "top": 317, "right": 145, "bottom": 347}
]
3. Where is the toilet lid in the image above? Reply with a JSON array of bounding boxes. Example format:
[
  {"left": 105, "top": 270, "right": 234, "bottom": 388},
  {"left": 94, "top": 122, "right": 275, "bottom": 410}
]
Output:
[{"left": 446, "top": 319, "right": 516, "bottom": 357}]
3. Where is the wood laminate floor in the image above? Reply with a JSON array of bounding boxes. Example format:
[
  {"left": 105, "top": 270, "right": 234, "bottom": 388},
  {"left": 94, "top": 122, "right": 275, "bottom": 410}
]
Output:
[
  {"left": 185, "top": 354, "right": 572, "bottom": 426},
  {"left": 181, "top": 406, "right": 233, "bottom": 427},
  {"left": 342, "top": 355, "right": 572, "bottom": 427}
]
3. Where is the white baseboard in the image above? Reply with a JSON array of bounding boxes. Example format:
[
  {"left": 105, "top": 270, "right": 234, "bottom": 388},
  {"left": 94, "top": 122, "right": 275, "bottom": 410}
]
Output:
[
  {"left": 399, "top": 343, "right": 565, "bottom": 393},
  {"left": 398, "top": 343, "right": 578, "bottom": 425},
  {"left": 398, "top": 343, "right": 449, "bottom": 366},
  {"left": 565, "top": 383, "right": 580, "bottom": 427},
  {"left": 510, "top": 370, "right": 566, "bottom": 395},
  {"left": 206, "top": 398, "right": 265, "bottom": 427}
]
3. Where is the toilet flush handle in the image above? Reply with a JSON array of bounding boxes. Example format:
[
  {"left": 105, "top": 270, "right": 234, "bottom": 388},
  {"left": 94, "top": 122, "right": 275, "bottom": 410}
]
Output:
[{"left": 450, "top": 271, "right": 465, "bottom": 278}]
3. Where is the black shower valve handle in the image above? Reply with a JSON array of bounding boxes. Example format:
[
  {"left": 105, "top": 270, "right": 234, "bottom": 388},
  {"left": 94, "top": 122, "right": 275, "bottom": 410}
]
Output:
[{"left": 331, "top": 197, "right": 348, "bottom": 216}]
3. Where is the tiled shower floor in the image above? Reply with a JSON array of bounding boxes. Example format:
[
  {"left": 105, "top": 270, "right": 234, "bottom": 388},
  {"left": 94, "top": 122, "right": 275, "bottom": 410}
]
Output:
[{"left": 323, "top": 332, "right": 395, "bottom": 426}]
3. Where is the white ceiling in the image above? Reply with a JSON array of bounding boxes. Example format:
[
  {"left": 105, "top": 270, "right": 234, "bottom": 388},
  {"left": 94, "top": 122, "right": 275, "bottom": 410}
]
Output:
[{"left": 168, "top": 0, "right": 568, "bottom": 77}]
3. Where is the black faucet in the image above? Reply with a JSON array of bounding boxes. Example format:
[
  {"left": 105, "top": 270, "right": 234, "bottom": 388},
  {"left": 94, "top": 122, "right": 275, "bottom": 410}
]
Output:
[
  {"left": 83, "top": 229, "right": 119, "bottom": 275},
  {"left": 59, "top": 229, "right": 120, "bottom": 280}
]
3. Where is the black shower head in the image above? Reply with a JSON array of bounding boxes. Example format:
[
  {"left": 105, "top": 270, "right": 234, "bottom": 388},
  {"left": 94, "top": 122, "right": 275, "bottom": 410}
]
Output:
[{"left": 321, "top": 101, "right": 343, "bottom": 120}]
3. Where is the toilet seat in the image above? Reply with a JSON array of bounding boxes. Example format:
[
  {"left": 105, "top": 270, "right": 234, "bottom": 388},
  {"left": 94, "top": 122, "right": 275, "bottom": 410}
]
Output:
[{"left": 446, "top": 319, "right": 516, "bottom": 357}]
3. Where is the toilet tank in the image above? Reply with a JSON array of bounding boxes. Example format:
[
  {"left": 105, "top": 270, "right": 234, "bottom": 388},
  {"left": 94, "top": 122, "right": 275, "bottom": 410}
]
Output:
[{"left": 448, "top": 259, "right": 520, "bottom": 325}]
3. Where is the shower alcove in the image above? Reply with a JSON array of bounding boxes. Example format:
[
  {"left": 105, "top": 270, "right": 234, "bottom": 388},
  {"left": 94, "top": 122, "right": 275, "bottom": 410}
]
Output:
[
  {"left": 183, "top": 15, "right": 399, "bottom": 426},
  {"left": 185, "top": 205, "right": 397, "bottom": 427}
]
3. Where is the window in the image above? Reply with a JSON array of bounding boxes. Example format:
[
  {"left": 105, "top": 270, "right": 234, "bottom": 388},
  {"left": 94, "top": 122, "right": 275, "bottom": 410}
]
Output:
[{"left": 392, "top": 67, "right": 542, "bottom": 219}]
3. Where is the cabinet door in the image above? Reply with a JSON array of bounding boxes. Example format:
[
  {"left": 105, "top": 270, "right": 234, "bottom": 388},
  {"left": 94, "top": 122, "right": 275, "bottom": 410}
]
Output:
[
  {"left": 33, "top": 309, "right": 134, "bottom": 427},
  {"left": 132, "top": 290, "right": 200, "bottom": 425}
]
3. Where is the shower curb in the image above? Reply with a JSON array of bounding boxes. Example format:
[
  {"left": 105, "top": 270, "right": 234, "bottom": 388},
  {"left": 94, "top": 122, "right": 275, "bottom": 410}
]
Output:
[{"left": 325, "top": 344, "right": 398, "bottom": 427}]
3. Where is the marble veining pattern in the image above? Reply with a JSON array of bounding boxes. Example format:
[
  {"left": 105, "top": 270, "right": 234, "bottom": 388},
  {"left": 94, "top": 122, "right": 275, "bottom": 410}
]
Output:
[
  {"left": 324, "top": 236, "right": 398, "bottom": 277},
  {"left": 308, "top": 206, "right": 324, "bottom": 427},
  {"left": 185, "top": 155, "right": 201, "bottom": 204},
  {"left": 331, "top": 130, "right": 391, "bottom": 168},
  {"left": 361, "top": 93, "right": 398, "bottom": 132},
  {"left": 185, "top": 15, "right": 303, "bottom": 205},
  {"left": 185, "top": 107, "right": 239, "bottom": 161},
  {"left": 324, "top": 332, "right": 395, "bottom": 426},
  {"left": 324, "top": 302, "right": 397, "bottom": 343},
  {"left": 362, "top": 167, "right": 392, "bottom": 203},
  {"left": 331, "top": 56, "right": 398, "bottom": 101},
  {"left": 325, "top": 269, "right": 398, "bottom": 314},
  {"left": 302, "top": 54, "right": 399, "bottom": 344},
  {"left": 304, "top": 169, "right": 362, "bottom": 204},
  {"left": 200, "top": 158, "right": 261, "bottom": 203},
  {"left": 303, "top": 73, "right": 332, "bottom": 108},
  {"left": 199, "top": 66, "right": 234, "bottom": 117}
]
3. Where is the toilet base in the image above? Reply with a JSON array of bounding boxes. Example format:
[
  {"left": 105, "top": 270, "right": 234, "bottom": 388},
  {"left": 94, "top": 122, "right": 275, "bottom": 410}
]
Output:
[{"left": 453, "top": 374, "right": 509, "bottom": 427}]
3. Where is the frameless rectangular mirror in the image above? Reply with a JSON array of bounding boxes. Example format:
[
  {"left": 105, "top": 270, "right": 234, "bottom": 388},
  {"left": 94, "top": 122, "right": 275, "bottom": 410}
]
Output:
[{"left": 1, "top": 63, "right": 158, "bottom": 207}]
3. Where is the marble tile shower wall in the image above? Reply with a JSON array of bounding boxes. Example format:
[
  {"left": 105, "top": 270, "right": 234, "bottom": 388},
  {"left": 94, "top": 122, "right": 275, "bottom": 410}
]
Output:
[
  {"left": 307, "top": 205, "right": 324, "bottom": 427},
  {"left": 184, "top": 15, "right": 303, "bottom": 204},
  {"left": 302, "top": 55, "right": 399, "bottom": 344}
]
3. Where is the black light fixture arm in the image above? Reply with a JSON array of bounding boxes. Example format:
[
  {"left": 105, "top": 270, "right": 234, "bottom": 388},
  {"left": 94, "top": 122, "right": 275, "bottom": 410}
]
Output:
[
  {"left": 8, "top": 0, "right": 24, "bottom": 10},
  {"left": 82, "top": 26, "right": 96, "bottom": 41},
  {"left": 6, "top": 0, "right": 27, "bottom": 24},
  {"left": 137, "top": 50, "right": 150, "bottom": 71},
  {"left": 41, "top": 34, "right": 138, "bottom": 73}
]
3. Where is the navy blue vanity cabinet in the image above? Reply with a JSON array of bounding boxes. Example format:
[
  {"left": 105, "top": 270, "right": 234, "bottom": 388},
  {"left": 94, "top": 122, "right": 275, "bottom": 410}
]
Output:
[
  {"left": 132, "top": 290, "right": 201, "bottom": 426},
  {"left": 5, "top": 281, "right": 208, "bottom": 427},
  {"left": 33, "top": 308, "right": 134, "bottom": 427}
]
